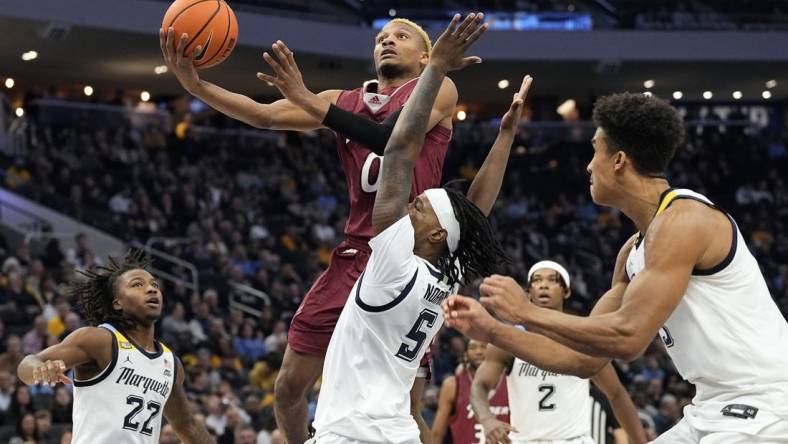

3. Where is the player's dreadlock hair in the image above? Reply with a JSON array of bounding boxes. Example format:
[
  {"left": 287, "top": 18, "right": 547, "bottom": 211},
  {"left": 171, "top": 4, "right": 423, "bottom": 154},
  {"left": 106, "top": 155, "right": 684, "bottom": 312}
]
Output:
[
  {"left": 438, "top": 188, "right": 509, "bottom": 286},
  {"left": 70, "top": 249, "right": 151, "bottom": 330}
]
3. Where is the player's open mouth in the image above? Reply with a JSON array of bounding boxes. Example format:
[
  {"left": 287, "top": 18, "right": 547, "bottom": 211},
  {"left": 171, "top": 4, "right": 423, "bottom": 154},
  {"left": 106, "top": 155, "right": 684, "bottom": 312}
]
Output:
[
  {"left": 145, "top": 297, "right": 161, "bottom": 307},
  {"left": 536, "top": 294, "right": 552, "bottom": 303},
  {"left": 380, "top": 49, "right": 397, "bottom": 58}
]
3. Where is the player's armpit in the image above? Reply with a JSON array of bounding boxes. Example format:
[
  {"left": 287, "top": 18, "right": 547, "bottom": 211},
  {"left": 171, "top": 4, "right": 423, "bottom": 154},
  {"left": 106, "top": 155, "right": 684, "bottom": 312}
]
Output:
[
  {"left": 17, "top": 326, "right": 112, "bottom": 385},
  {"left": 164, "top": 358, "right": 217, "bottom": 444}
]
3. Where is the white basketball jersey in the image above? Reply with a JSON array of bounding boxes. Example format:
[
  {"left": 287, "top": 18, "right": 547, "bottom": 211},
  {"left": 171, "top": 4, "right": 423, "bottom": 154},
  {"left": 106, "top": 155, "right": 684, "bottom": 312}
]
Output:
[
  {"left": 625, "top": 189, "right": 788, "bottom": 415},
  {"left": 314, "top": 216, "right": 459, "bottom": 443},
  {"left": 72, "top": 323, "right": 176, "bottom": 444},
  {"left": 506, "top": 356, "right": 591, "bottom": 442}
]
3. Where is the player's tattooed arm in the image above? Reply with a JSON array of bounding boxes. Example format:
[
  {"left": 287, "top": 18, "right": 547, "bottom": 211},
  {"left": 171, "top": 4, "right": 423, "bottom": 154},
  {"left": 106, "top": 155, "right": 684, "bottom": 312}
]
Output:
[
  {"left": 17, "top": 327, "right": 112, "bottom": 386},
  {"left": 591, "top": 364, "right": 647, "bottom": 444},
  {"left": 466, "top": 75, "right": 532, "bottom": 216},
  {"left": 372, "top": 13, "right": 486, "bottom": 235},
  {"left": 165, "top": 358, "right": 217, "bottom": 444},
  {"left": 471, "top": 345, "right": 517, "bottom": 444}
]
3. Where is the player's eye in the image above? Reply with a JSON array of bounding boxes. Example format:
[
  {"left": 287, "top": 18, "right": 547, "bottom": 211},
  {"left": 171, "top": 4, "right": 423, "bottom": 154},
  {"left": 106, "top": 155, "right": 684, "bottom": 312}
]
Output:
[{"left": 398, "top": 33, "right": 407, "bottom": 39}]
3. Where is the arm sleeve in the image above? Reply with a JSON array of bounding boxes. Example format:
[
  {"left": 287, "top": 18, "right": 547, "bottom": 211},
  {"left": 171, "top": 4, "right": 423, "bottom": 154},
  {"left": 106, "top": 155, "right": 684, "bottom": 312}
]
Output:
[
  {"left": 365, "top": 215, "right": 417, "bottom": 287},
  {"left": 323, "top": 105, "right": 403, "bottom": 155}
]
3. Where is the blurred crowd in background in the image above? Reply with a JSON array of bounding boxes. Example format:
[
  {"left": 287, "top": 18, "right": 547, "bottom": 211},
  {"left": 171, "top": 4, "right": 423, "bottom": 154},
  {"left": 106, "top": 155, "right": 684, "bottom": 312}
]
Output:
[{"left": 0, "top": 100, "right": 786, "bottom": 443}]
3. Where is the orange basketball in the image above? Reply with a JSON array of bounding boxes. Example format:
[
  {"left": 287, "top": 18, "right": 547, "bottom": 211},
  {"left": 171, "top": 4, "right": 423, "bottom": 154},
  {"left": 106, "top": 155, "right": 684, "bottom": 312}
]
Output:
[{"left": 162, "top": 0, "right": 238, "bottom": 69}]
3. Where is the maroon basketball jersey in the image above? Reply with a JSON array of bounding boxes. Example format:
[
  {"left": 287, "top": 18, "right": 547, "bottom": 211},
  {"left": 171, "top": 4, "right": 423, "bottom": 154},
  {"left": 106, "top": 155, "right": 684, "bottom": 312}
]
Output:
[
  {"left": 450, "top": 370, "right": 510, "bottom": 444},
  {"left": 335, "top": 77, "right": 452, "bottom": 247}
]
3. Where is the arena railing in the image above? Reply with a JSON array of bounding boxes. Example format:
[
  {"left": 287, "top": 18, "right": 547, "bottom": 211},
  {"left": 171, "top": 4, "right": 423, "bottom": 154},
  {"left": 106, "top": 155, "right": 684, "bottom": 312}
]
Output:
[
  {"left": 132, "top": 240, "right": 200, "bottom": 297},
  {"left": 26, "top": 99, "right": 171, "bottom": 131},
  {"left": 228, "top": 282, "right": 272, "bottom": 319}
]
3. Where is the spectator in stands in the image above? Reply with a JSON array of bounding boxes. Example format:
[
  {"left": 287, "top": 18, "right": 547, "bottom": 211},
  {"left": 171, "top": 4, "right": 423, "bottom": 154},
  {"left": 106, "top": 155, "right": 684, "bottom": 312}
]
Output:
[
  {"left": 56, "top": 313, "right": 81, "bottom": 343},
  {"left": 4, "top": 157, "right": 32, "bottom": 190},
  {"left": 34, "top": 409, "right": 58, "bottom": 444},
  {"left": 22, "top": 315, "right": 49, "bottom": 355},
  {"left": 234, "top": 424, "right": 257, "bottom": 444},
  {"left": 0, "top": 336, "right": 23, "bottom": 373},
  {"left": 8, "top": 411, "right": 38, "bottom": 444},
  {"left": 0, "top": 370, "right": 14, "bottom": 422},
  {"left": 65, "top": 233, "right": 96, "bottom": 269},
  {"left": 162, "top": 301, "right": 190, "bottom": 345},
  {"left": 50, "top": 386, "right": 72, "bottom": 425},
  {"left": 58, "top": 428, "right": 72, "bottom": 444},
  {"left": 7, "top": 385, "right": 35, "bottom": 425},
  {"left": 233, "top": 320, "right": 267, "bottom": 365}
]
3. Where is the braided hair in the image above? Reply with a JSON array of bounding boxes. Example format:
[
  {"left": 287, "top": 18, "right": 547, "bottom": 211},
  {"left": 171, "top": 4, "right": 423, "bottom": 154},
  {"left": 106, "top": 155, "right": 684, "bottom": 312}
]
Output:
[
  {"left": 438, "top": 188, "right": 509, "bottom": 286},
  {"left": 70, "top": 249, "right": 151, "bottom": 330}
]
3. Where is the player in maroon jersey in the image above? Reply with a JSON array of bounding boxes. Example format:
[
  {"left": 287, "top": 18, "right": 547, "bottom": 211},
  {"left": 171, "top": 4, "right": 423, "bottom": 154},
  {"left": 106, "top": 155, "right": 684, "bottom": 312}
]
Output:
[
  {"left": 161, "top": 15, "right": 464, "bottom": 444},
  {"left": 432, "top": 339, "right": 510, "bottom": 444}
]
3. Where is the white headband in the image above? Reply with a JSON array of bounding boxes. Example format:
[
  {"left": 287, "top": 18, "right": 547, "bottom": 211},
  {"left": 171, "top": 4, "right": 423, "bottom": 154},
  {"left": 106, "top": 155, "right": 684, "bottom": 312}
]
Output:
[
  {"left": 528, "top": 260, "right": 570, "bottom": 289},
  {"left": 423, "top": 188, "right": 461, "bottom": 253}
]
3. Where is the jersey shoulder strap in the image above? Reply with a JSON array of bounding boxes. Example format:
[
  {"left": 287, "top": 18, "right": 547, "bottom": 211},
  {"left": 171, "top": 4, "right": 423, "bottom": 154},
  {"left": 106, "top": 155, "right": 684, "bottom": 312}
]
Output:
[{"left": 656, "top": 188, "right": 715, "bottom": 216}]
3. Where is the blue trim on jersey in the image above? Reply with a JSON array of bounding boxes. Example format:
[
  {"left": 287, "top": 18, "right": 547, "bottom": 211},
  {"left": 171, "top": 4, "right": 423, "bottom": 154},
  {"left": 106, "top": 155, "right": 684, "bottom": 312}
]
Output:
[
  {"left": 660, "top": 194, "right": 739, "bottom": 276},
  {"left": 355, "top": 269, "right": 419, "bottom": 313},
  {"left": 694, "top": 214, "right": 738, "bottom": 276},
  {"left": 421, "top": 260, "right": 444, "bottom": 281},
  {"left": 73, "top": 325, "right": 118, "bottom": 387},
  {"left": 117, "top": 327, "right": 164, "bottom": 360}
]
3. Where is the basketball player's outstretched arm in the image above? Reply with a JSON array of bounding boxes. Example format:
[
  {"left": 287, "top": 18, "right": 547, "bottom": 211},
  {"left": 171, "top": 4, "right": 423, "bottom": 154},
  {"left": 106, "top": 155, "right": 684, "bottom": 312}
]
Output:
[
  {"left": 467, "top": 75, "right": 532, "bottom": 216},
  {"left": 591, "top": 364, "right": 647, "bottom": 444},
  {"left": 17, "top": 327, "right": 112, "bottom": 385},
  {"left": 164, "top": 358, "right": 216, "bottom": 443},
  {"left": 442, "top": 236, "right": 637, "bottom": 377},
  {"left": 482, "top": 205, "right": 708, "bottom": 361},
  {"left": 471, "top": 345, "right": 517, "bottom": 444},
  {"left": 159, "top": 30, "right": 453, "bottom": 145},
  {"left": 431, "top": 375, "right": 457, "bottom": 444},
  {"left": 372, "top": 13, "right": 487, "bottom": 234}
]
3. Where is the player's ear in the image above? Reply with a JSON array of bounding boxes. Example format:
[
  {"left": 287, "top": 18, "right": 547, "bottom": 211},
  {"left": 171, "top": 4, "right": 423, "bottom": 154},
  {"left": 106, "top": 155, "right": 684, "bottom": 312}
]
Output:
[
  {"left": 112, "top": 297, "right": 123, "bottom": 311},
  {"left": 428, "top": 227, "right": 447, "bottom": 245},
  {"left": 420, "top": 51, "right": 429, "bottom": 69},
  {"left": 564, "top": 288, "right": 572, "bottom": 300},
  {"left": 613, "top": 150, "right": 627, "bottom": 172}
]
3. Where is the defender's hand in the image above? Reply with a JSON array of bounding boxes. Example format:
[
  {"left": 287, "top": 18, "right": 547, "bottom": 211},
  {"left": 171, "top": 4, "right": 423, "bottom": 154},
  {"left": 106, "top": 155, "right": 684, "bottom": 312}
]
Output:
[
  {"left": 500, "top": 75, "right": 533, "bottom": 133},
  {"left": 479, "top": 275, "right": 532, "bottom": 324},
  {"left": 429, "top": 13, "right": 488, "bottom": 73},
  {"left": 442, "top": 295, "right": 499, "bottom": 342}
]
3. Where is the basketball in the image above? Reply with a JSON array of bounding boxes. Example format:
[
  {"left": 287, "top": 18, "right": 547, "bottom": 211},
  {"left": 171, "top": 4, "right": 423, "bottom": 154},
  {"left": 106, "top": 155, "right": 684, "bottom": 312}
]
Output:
[{"left": 162, "top": 0, "right": 238, "bottom": 69}]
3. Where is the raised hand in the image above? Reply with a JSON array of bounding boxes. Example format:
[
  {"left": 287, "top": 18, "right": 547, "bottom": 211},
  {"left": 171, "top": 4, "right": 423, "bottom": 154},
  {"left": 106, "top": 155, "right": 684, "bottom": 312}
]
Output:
[
  {"left": 479, "top": 275, "right": 532, "bottom": 324},
  {"left": 32, "top": 359, "right": 71, "bottom": 386},
  {"left": 429, "top": 13, "right": 489, "bottom": 73},
  {"left": 256, "top": 40, "right": 313, "bottom": 106},
  {"left": 500, "top": 75, "right": 533, "bottom": 133},
  {"left": 159, "top": 27, "right": 203, "bottom": 93}
]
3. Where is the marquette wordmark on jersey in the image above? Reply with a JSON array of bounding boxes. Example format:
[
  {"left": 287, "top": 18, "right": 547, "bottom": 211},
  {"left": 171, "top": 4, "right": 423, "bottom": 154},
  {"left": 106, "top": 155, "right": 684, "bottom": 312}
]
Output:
[{"left": 116, "top": 367, "right": 171, "bottom": 397}]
